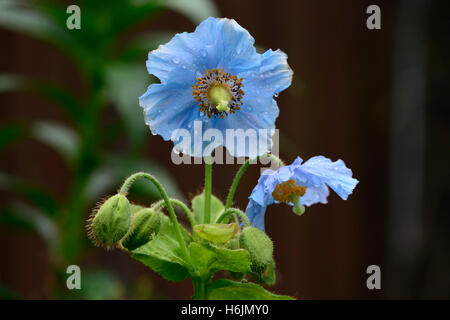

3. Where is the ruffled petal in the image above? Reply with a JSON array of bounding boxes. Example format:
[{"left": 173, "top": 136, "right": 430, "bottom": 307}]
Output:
[
  {"left": 301, "top": 184, "right": 330, "bottom": 206},
  {"left": 297, "top": 156, "right": 358, "bottom": 200}
]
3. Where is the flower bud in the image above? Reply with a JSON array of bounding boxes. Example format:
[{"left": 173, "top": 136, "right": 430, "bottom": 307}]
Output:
[
  {"left": 120, "top": 208, "right": 161, "bottom": 251},
  {"left": 253, "top": 260, "right": 276, "bottom": 286},
  {"left": 87, "top": 194, "right": 131, "bottom": 249},
  {"left": 239, "top": 227, "right": 274, "bottom": 274}
]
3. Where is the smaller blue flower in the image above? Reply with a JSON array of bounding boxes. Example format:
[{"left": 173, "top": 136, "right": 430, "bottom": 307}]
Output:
[{"left": 245, "top": 156, "right": 359, "bottom": 231}]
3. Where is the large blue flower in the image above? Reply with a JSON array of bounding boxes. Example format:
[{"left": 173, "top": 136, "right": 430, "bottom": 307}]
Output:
[
  {"left": 139, "top": 17, "right": 292, "bottom": 158},
  {"left": 245, "top": 156, "right": 359, "bottom": 231}
]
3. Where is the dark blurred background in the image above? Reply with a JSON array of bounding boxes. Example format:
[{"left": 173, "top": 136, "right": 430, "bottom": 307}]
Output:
[{"left": 0, "top": 0, "right": 449, "bottom": 299}]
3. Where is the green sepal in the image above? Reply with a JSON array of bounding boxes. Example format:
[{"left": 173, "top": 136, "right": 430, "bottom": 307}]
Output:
[
  {"left": 191, "top": 192, "right": 224, "bottom": 225},
  {"left": 207, "top": 279, "right": 294, "bottom": 300},
  {"left": 193, "top": 223, "right": 240, "bottom": 243}
]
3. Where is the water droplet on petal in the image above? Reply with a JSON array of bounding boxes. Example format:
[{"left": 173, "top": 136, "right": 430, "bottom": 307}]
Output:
[
  {"left": 171, "top": 57, "right": 180, "bottom": 64},
  {"left": 274, "top": 93, "right": 279, "bottom": 98}
]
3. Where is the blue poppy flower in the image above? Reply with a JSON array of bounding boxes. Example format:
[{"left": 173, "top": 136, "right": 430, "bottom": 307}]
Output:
[
  {"left": 245, "top": 156, "right": 359, "bottom": 231},
  {"left": 139, "top": 17, "right": 293, "bottom": 157}
]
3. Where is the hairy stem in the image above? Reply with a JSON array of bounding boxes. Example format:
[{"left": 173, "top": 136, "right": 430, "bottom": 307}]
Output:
[
  {"left": 216, "top": 208, "right": 250, "bottom": 227},
  {"left": 119, "top": 172, "right": 191, "bottom": 265},
  {"left": 225, "top": 154, "right": 285, "bottom": 210},
  {"left": 153, "top": 198, "right": 195, "bottom": 229}
]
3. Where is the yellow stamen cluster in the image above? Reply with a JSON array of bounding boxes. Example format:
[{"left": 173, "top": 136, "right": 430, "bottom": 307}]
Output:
[
  {"left": 272, "top": 180, "right": 306, "bottom": 203},
  {"left": 192, "top": 68, "right": 244, "bottom": 119}
]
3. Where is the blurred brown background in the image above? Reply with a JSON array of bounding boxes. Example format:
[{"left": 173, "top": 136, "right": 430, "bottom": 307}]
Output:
[{"left": 0, "top": 0, "right": 449, "bottom": 299}]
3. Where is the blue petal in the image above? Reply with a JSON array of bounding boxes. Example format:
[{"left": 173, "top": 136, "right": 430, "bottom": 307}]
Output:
[
  {"left": 248, "top": 172, "right": 273, "bottom": 206},
  {"left": 296, "top": 156, "right": 359, "bottom": 200},
  {"left": 146, "top": 31, "right": 205, "bottom": 83},
  {"left": 245, "top": 199, "right": 267, "bottom": 231},
  {"left": 139, "top": 68, "right": 198, "bottom": 141},
  {"left": 216, "top": 97, "right": 278, "bottom": 157},
  {"left": 238, "top": 49, "right": 293, "bottom": 97},
  {"left": 300, "top": 184, "right": 330, "bottom": 206},
  {"left": 195, "top": 17, "right": 261, "bottom": 72}
]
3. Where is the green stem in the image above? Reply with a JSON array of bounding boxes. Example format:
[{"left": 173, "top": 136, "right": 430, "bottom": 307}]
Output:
[
  {"left": 153, "top": 198, "right": 195, "bottom": 229},
  {"left": 204, "top": 156, "right": 212, "bottom": 224},
  {"left": 192, "top": 278, "right": 208, "bottom": 300},
  {"left": 119, "top": 172, "right": 191, "bottom": 265},
  {"left": 225, "top": 154, "right": 285, "bottom": 210},
  {"left": 216, "top": 208, "right": 250, "bottom": 227}
]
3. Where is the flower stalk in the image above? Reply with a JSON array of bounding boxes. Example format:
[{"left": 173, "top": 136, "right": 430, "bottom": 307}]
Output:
[{"left": 119, "top": 172, "right": 191, "bottom": 266}]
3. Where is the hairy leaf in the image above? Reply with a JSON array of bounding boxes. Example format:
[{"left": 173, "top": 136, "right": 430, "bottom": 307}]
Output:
[{"left": 207, "top": 279, "right": 294, "bottom": 300}]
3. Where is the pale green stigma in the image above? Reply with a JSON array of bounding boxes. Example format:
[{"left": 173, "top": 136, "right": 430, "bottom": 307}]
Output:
[
  {"left": 208, "top": 85, "right": 231, "bottom": 113},
  {"left": 291, "top": 194, "right": 306, "bottom": 216}
]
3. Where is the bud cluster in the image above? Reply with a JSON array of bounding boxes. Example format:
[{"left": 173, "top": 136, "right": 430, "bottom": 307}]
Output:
[{"left": 87, "top": 194, "right": 161, "bottom": 251}]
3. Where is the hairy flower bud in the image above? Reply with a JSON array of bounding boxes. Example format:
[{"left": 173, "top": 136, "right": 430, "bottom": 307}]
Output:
[
  {"left": 87, "top": 194, "right": 131, "bottom": 249},
  {"left": 121, "top": 208, "right": 161, "bottom": 251},
  {"left": 239, "top": 227, "right": 274, "bottom": 273}
]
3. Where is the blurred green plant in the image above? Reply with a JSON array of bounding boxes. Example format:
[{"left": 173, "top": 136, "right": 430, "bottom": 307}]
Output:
[{"left": 0, "top": 0, "right": 218, "bottom": 299}]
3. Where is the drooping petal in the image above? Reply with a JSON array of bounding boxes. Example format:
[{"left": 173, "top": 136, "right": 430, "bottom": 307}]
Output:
[
  {"left": 245, "top": 199, "right": 268, "bottom": 231},
  {"left": 300, "top": 184, "right": 330, "bottom": 206},
  {"left": 244, "top": 155, "right": 357, "bottom": 231},
  {"left": 296, "top": 156, "right": 358, "bottom": 200}
]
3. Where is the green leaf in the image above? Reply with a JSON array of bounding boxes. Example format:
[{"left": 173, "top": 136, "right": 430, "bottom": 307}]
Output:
[
  {"left": 32, "top": 121, "right": 79, "bottom": 162},
  {"left": 207, "top": 279, "right": 294, "bottom": 300},
  {"left": 189, "top": 242, "right": 251, "bottom": 277},
  {"left": 131, "top": 214, "right": 191, "bottom": 282},
  {"left": 193, "top": 223, "right": 240, "bottom": 243},
  {"left": 192, "top": 192, "right": 224, "bottom": 225},
  {"left": 161, "top": 0, "right": 219, "bottom": 24},
  {"left": 132, "top": 252, "right": 189, "bottom": 282}
]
